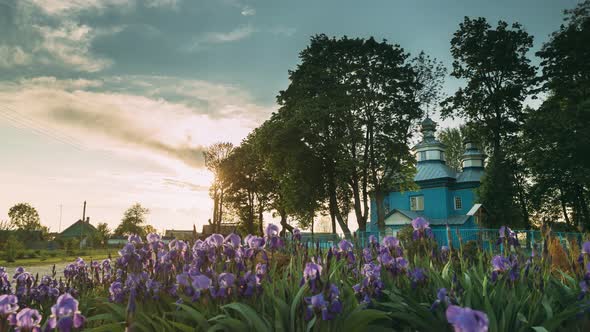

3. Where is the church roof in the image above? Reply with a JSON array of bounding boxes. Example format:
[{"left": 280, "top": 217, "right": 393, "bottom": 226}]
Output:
[
  {"left": 456, "top": 168, "right": 485, "bottom": 183},
  {"left": 414, "top": 162, "right": 457, "bottom": 182}
]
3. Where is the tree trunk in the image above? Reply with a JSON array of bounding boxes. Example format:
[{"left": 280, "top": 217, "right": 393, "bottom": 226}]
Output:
[
  {"left": 212, "top": 191, "right": 219, "bottom": 230},
  {"left": 279, "top": 208, "right": 293, "bottom": 236},
  {"left": 375, "top": 190, "right": 387, "bottom": 231},
  {"left": 329, "top": 189, "right": 352, "bottom": 238},
  {"left": 578, "top": 186, "right": 590, "bottom": 230},
  {"left": 218, "top": 188, "right": 225, "bottom": 233},
  {"left": 351, "top": 176, "right": 366, "bottom": 231},
  {"left": 559, "top": 188, "right": 571, "bottom": 226},
  {"left": 258, "top": 203, "right": 264, "bottom": 236},
  {"left": 330, "top": 210, "right": 336, "bottom": 234}
]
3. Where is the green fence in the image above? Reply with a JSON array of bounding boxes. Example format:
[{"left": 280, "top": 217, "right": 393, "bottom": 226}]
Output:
[{"left": 295, "top": 229, "right": 587, "bottom": 251}]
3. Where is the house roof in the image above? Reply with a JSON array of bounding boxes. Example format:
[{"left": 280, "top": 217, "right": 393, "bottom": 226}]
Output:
[
  {"left": 414, "top": 161, "right": 457, "bottom": 182},
  {"left": 467, "top": 203, "right": 485, "bottom": 216},
  {"left": 385, "top": 209, "right": 470, "bottom": 226},
  {"left": 59, "top": 220, "right": 98, "bottom": 238}
]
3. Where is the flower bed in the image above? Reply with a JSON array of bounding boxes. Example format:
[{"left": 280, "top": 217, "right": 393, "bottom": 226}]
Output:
[{"left": 1, "top": 221, "right": 589, "bottom": 331}]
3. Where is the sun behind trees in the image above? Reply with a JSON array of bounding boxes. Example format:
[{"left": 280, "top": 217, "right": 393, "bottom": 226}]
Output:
[{"left": 210, "top": 35, "right": 446, "bottom": 236}]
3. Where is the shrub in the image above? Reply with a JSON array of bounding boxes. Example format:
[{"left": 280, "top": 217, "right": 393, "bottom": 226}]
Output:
[{"left": 5, "top": 235, "right": 24, "bottom": 262}]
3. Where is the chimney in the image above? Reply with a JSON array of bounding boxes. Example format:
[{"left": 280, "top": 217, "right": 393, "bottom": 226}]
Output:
[
  {"left": 86, "top": 217, "right": 90, "bottom": 224},
  {"left": 82, "top": 201, "right": 87, "bottom": 222}
]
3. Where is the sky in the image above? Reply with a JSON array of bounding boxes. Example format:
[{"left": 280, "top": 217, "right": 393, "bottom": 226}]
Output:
[{"left": 0, "top": 0, "right": 579, "bottom": 234}]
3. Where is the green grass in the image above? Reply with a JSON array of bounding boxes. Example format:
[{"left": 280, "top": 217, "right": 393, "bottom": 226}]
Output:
[{"left": 1, "top": 249, "right": 115, "bottom": 268}]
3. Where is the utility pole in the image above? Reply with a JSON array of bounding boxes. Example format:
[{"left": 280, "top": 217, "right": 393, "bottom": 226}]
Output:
[{"left": 81, "top": 201, "right": 86, "bottom": 244}]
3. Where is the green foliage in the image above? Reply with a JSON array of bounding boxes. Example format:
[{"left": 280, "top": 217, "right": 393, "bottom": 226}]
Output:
[
  {"left": 525, "top": 1, "right": 590, "bottom": 229},
  {"left": 4, "top": 235, "right": 24, "bottom": 262},
  {"left": 477, "top": 156, "right": 523, "bottom": 228},
  {"left": 8, "top": 202, "right": 43, "bottom": 231},
  {"left": 114, "top": 203, "right": 149, "bottom": 237}
]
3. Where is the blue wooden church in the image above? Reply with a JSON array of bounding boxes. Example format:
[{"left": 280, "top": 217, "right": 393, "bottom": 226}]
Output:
[{"left": 369, "top": 117, "right": 487, "bottom": 236}]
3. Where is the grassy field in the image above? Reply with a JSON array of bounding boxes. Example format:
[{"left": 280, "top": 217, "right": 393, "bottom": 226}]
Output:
[{"left": 1, "top": 248, "right": 116, "bottom": 268}]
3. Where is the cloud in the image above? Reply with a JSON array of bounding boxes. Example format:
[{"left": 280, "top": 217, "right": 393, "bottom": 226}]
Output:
[
  {"left": 241, "top": 6, "right": 256, "bottom": 16},
  {"left": 0, "top": 76, "right": 274, "bottom": 170},
  {"left": 30, "top": 0, "right": 132, "bottom": 15},
  {"left": 0, "top": 45, "right": 32, "bottom": 67},
  {"left": 184, "top": 24, "right": 256, "bottom": 52},
  {"left": 34, "top": 21, "right": 118, "bottom": 72},
  {"left": 205, "top": 24, "right": 256, "bottom": 43},
  {"left": 145, "top": 0, "right": 182, "bottom": 9},
  {"left": 30, "top": 0, "right": 181, "bottom": 15}
]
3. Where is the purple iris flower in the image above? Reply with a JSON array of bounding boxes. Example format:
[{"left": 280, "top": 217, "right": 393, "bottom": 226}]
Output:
[
  {"left": 491, "top": 255, "right": 510, "bottom": 282},
  {"left": 224, "top": 233, "right": 241, "bottom": 248},
  {"left": 212, "top": 273, "right": 235, "bottom": 298},
  {"left": 368, "top": 235, "right": 378, "bottom": 247},
  {"left": 497, "top": 226, "right": 519, "bottom": 247},
  {"left": 411, "top": 217, "right": 433, "bottom": 240},
  {"left": 293, "top": 228, "right": 302, "bottom": 241},
  {"left": 109, "top": 281, "right": 125, "bottom": 303},
  {"left": 492, "top": 256, "right": 508, "bottom": 271},
  {"left": 0, "top": 267, "right": 10, "bottom": 293},
  {"left": 46, "top": 293, "right": 85, "bottom": 332},
  {"left": 147, "top": 233, "right": 160, "bottom": 243},
  {"left": 412, "top": 217, "right": 429, "bottom": 230},
  {"left": 430, "top": 288, "right": 449, "bottom": 311},
  {"left": 265, "top": 224, "right": 280, "bottom": 237},
  {"left": 192, "top": 274, "right": 212, "bottom": 290},
  {"left": 206, "top": 234, "right": 225, "bottom": 247},
  {"left": 446, "top": 305, "right": 489, "bottom": 332},
  {"left": 304, "top": 284, "right": 342, "bottom": 321},
  {"left": 255, "top": 263, "right": 268, "bottom": 284},
  {"left": 301, "top": 262, "right": 323, "bottom": 292},
  {"left": 582, "top": 241, "right": 590, "bottom": 255},
  {"left": 338, "top": 240, "right": 353, "bottom": 252},
  {"left": 267, "top": 236, "right": 284, "bottom": 251},
  {"left": 8, "top": 308, "right": 42, "bottom": 332},
  {"left": 409, "top": 268, "right": 427, "bottom": 288},
  {"left": 382, "top": 236, "right": 400, "bottom": 250},
  {"left": 353, "top": 262, "right": 384, "bottom": 303},
  {"left": 247, "top": 236, "right": 265, "bottom": 250},
  {"left": 0, "top": 294, "right": 19, "bottom": 317},
  {"left": 362, "top": 248, "right": 373, "bottom": 263},
  {"left": 128, "top": 234, "right": 142, "bottom": 244}
]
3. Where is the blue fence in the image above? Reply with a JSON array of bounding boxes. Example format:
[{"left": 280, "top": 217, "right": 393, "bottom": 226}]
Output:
[{"left": 296, "top": 229, "right": 587, "bottom": 251}]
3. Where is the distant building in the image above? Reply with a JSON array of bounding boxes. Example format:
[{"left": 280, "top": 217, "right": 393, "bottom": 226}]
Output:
[
  {"left": 165, "top": 229, "right": 195, "bottom": 241},
  {"left": 107, "top": 236, "right": 128, "bottom": 246},
  {"left": 369, "top": 117, "right": 487, "bottom": 235},
  {"left": 201, "top": 223, "right": 239, "bottom": 236},
  {"left": 59, "top": 217, "right": 98, "bottom": 240}
]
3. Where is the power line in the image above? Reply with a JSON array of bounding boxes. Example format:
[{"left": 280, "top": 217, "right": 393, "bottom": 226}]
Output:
[{"left": 0, "top": 107, "right": 87, "bottom": 152}]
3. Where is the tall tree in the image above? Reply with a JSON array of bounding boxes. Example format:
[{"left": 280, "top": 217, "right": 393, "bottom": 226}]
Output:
[
  {"left": 277, "top": 35, "right": 424, "bottom": 234},
  {"left": 219, "top": 139, "right": 275, "bottom": 235},
  {"left": 8, "top": 203, "right": 42, "bottom": 231},
  {"left": 442, "top": 17, "right": 536, "bottom": 228},
  {"left": 114, "top": 203, "right": 150, "bottom": 236},
  {"left": 526, "top": 0, "right": 590, "bottom": 230},
  {"left": 203, "top": 142, "right": 234, "bottom": 232}
]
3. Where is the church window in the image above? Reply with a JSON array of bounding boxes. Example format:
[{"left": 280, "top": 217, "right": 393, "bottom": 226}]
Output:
[
  {"left": 410, "top": 196, "right": 424, "bottom": 211},
  {"left": 454, "top": 196, "right": 462, "bottom": 210}
]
